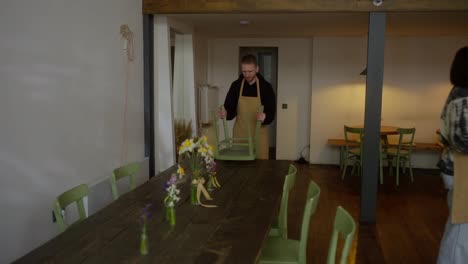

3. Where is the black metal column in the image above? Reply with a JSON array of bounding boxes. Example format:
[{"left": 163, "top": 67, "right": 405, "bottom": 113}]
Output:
[
  {"left": 143, "top": 14, "right": 155, "bottom": 178},
  {"left": 360, "top": 12, "right": 386, "bottom": 223}
]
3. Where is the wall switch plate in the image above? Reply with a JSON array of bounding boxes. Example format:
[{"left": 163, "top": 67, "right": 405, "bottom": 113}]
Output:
[{"left": 282, "top": 104, "right": 287, "bottom": 109}]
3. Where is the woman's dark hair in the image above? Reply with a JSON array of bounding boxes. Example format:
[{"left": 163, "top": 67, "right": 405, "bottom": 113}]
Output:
[
  {"left": 450, "top": 46, "right": 468, "bottom": 87},
  {"left": 240, "top": 54, "right": 258, "bottom": 66}
]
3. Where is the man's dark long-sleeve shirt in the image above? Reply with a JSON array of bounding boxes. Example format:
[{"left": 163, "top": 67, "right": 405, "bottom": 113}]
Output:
[{"left": 223, "top": 74, "right": 276, "bottom": 125}]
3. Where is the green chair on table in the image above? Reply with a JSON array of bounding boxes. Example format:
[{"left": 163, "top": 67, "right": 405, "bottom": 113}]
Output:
[
  {"left": 326, "top": 206, "right": 356, "bottom": 264},
  {"left": 53, "top": 184, "right": 89, "bottom": 233},
  {"left": 385, "top": 128, "right": 416, "bottom": 186},
  {"left": 269, "top": 164, "right": 297, "bottom": 239},
  {"left": 259, "top": 180, "right": 321, "bottom": 264},
  {"left": 342, "top": 126, "right": 364, "bottom": 180},
  {"left": 111, "top": 162, "right": 140, "bottom": 200},
  {"left": 212, "top": 105, "right": 263, "bottom": 161}
]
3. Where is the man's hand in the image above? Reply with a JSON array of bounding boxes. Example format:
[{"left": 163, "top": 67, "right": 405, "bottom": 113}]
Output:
[
  {"left": 256, "top": 112, "right": 266, "bottom": 122},
  {"left": 217, "top": 108, "right": 227, "bottom": 119}
]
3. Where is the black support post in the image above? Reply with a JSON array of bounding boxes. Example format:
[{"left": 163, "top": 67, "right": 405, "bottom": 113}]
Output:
[
  {"left": 143, "top": 14, "right": 155, "bottom": 178},
  {"left": 360, "top": 12, "right": 386, "bottom": 223}
]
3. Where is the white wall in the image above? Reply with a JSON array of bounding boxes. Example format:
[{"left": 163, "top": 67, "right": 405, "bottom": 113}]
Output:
[
  {"left": 310, "top": 36, "right": 468, "bottom": 168},
  {"left": 0, "top": 1, "right": 144, "bottom": 262},
  {"left": 208, "top": 38, "right": 313, "bottom": 160},
  {"left": 194, "top": 34, "right": 209, "bottom": 87}
]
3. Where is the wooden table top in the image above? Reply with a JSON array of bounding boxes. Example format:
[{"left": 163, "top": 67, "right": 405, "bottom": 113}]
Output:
[
  {"left": 350, "top": 125, "right": 399, "bottom": 135},
  {"left": 15, "top": 160, "right": 289, "bottom": 264}
]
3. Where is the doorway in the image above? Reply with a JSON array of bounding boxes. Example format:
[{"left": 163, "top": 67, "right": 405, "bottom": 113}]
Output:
[{"left": 239, "top": 47, "right": 278, "bottom": 159}]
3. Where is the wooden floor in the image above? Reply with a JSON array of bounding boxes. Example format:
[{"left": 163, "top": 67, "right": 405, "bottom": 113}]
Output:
[{"left": 286, "top": 164, "right": 448, "bottom": 264}]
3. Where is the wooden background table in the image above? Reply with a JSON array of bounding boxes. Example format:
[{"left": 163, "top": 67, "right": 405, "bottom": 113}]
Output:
[
  {"left": 15, "top": 160, "right": 290, "bottom": 264},
  {"left": 350, "top": 125, "right": 399, "bottom": 135}
]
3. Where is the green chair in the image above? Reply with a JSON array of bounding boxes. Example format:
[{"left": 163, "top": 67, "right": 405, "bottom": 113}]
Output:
[
  {"left": 259, "top": 180, "right": 321, "bottom": 264},
  {"left": 212, "top": 105, "right": 263, "bottom": 161},
  {"left": 269, "top": 164, "right": 297, "bottom": 239},
  {"left": 341, "top": 126, "right": 364, "bottom": 180},
  {"left": 111, "top": 162, "right": 140, "bottom": 200},
  {"left": 342, "top": 126, "right": 386, "bottom": 183},
  {"left": 53, "top": 184, "right": 89, "bottom": 233},
  {"left": 385, "top": 128, "right": 416, "bottom": 186},
  {"left": 326, "top": 206, "right": 356, "bottom": 264}
]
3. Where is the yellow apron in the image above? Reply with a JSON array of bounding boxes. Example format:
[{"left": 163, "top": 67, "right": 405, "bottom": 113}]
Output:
[
  {"left": 233, "top": 78, "right": 269, "bottom": 159},
  {"left": 452, "top": 152, "right": 468, "bottom": 224}
]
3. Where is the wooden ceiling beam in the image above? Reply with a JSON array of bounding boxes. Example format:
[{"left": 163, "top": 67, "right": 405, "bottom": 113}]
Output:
[{"left": 143, "top": 0, "right": 468, "bottom": 14}]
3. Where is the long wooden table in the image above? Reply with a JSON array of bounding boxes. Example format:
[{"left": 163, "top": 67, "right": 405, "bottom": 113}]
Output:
[
  {"left": 15, "top": 160, "right": 289, "bottom": 264},
  {"left": 327, "top": 138, "right": 442, "bottom": 151}
]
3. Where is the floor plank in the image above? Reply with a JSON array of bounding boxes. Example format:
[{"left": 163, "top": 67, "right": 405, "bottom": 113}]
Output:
[{"left": 286, "top": 164, "right": 447, "bottom": 264}]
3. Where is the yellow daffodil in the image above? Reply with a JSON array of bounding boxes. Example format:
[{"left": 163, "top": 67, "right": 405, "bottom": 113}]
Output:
[
  {"left": 207, "top": 145, "right": 214, "bottom": 155},
  {"left": 179, "top": 139, "right": 195, "bottom": 154},
  {"left": 177, "top": 165, "right": 185, "bottom": 178},
  {"left": 183, "top": 140, "right": 192, "bottom": 149},
  {"left": 198, "top": 147, "right": 207, "bottom": 157}
]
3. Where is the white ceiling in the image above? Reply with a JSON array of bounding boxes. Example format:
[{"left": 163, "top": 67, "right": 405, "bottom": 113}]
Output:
[{"left": 167, "top": 12, "right": 468, "bottom": 37}]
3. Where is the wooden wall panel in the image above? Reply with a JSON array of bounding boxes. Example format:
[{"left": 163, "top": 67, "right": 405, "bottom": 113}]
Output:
[{"left": 143, "top": 0, "right": 468, "bottom": 14}]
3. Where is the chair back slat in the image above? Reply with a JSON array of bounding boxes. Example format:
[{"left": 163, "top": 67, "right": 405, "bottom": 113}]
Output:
[
  {"left": 344, "top": 125, "right": 364, "bottom": 145},
  {"left": 211, "top": 105, "right": 263, "bottom": 160},
  {"left": 254, "top": 105, "right": 264, "bottom": 157},
  {"left": 111, "top": 162, "right": 140, "bottom": 200},
  {"left": 278, "top": 164, "right": 297, "bottom": 239},
  {"left": 57, "top": 184, "right": 89, "bottom": 208},
  {"left": 212, "top": 110, "right": 221, "bottom": 157},
  {"left": 298, "top": 180, "right": 321, "bottom": 264},
  {"left": 326, "top": 206, "right": 356, "bottom": 264},
  {"left": 54, "top": 184, "right": 89, "bottom": 232},
  {"left": 344, "top": 125, "right": 364, "bottom": 157},
  {"left": 222, "top": 108, "right": 230, "bottom": 145},
  {"left": 397, "top": 128, "right": 416, "bottom": 153}
]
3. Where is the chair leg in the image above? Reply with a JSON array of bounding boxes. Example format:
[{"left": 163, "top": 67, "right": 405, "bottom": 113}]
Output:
[
  {"left": 396, "top": 156, "right": 400, "bottom": 186},
  {"left": 379, "top": 154, "right": 383, "bottom": 185},
  {"left": 342, "top": 162, "right": 348, "bottom": 180},
  {"left": 339, "top": 147, "right": 344, "bottom": 171},
  {"left": 409, "top": 158, "right": 414, "bottom": 182},
  {"left": 388, "top": 157, "right": 394, "bottom": 177}
]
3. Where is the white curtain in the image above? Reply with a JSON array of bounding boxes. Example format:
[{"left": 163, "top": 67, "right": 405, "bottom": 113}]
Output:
[{"left": 172, "top": 34, "right": 197, "bottom": 135}]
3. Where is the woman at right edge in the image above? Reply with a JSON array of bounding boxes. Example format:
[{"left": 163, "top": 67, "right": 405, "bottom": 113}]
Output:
[{"left": 437, "top": 46, "right": 468, "bottom": 263}]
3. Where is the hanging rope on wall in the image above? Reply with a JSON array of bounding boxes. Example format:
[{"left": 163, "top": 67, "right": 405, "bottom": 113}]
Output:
[
  {"left": 120, "top": 25, "right": 135, "bottom": 62},
  {"left": 119, "top": 24, "right": 135, "bottom": 164}
]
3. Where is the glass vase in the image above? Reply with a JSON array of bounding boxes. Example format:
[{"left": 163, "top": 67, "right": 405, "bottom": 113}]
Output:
[
  {"left": 190, "top": 183, "right": 198, "bottom": 205},
  {"left": 140, "top": 225, "right": 148, "bottom": 255},
  {"left": 168, "top": 207, "right": 176, "bottom": 226},
  {"left": 165, "top": 206, "right": 170, "bottom": 221}
]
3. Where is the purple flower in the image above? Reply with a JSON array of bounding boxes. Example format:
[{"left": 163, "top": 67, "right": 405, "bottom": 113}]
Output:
[
  {"left": 140, "top": 203, "right": 153, "bottom": 225},
  {"left": 168, "top": 174, "right": 177, "bottom": 185},
  {"left": 207, "top": 160, "right": 217, "bottom": 173},
  {"left": 164, "top": 174, "right": 178, "bottom": 191}
]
